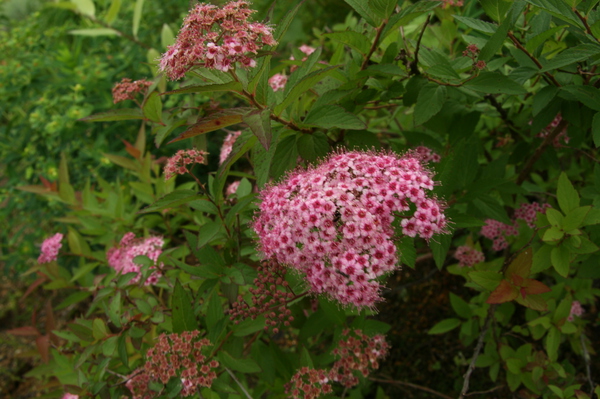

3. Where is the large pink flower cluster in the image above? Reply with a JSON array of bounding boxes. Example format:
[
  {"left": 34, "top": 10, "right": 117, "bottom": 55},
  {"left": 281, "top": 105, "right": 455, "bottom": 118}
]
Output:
[
  {"left": 164, "top": 149, "right": 207, "bottom": 180},
  {"left": 107, "top": 233, "right": 164, "bottom": 285},
  {"left": 38, "top": 233, "right": 63, "bottom": 264},
  {"left": 159, "top": 1, "right": 276, "bottom": 80},
  {"left": 253, "top": 150, "right": 447, "bottom": 308}
]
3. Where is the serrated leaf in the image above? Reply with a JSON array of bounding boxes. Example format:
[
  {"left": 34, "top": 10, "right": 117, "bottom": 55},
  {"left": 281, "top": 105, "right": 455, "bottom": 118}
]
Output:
[
  {"left": 454, "top": 15, "right": 498, "bottom": 34},
  {"left": 243, "top": 108, "right": 272, "bottom": 150},
  {"left": 155, "top": 117, "right": 186, "bottom": 148},
  {"left": 79, "top": 108, "right": 144, "bottom": 122},
  {"left": 297, "top": 132, "right": 329, "bottom": 163},
  {"left": 487, "top": 279, "right": 518, "bottom": 304},
  {"left": 218, "top": 351, "right": 261, "bottom": 373},
  {"left": 464, "top": 72, "right": 527, "bottom": 95},
  {"left": 171, "top": 281, "right": 198, "bottom": 333},
  {"left": 273, "top": 1, "right": 304, "bottom": 42},
  {"left": 563, "top": 206, "right": 591, "bottom": 230},
  {"left": 69, "top": 28, "right": 118, "bottom": 36},
  {"left": 168, "top": 109, "right": 250, "bottom": 144},
  {"left": 323, "top": 31, "right": 371, "bottom": 55},
  {"left": 560, "top": 85, "right": 600, "bottom": 111},
  {"left": 525, "top": 25, "right": 567, "bottom": 53},
  {"left": 551, "top": 245, "right": 571, "bottom": 277},
  {"left": 270, "top": 134, "right": 298, "bottom": 179},
  {"left": 304, "top": 105, "right": 366, "bottom": 130},
  {"left": 414, "top": 84, "right": 447, "bottom": 125},
  {"left": 139, "top": 190, "right": 203, "bottom": 214},
  {"left": 505, "top": 248, "right": 533, "bottom": 279},
  {"left": 343, "top": 0, "right": 381, "bottom": 26},
  {"left": 162, "top": 81, "right": 243, "bottom": 96},
  {"left": 469, "top": 271, "right": 503, "bottom": 291},
  {"left": 92, "top": 318, "right": 108, "bottom": 340},
  {"left": 557, "top": 172, "right": 580, "bottom": 213},
  {"left": 545, "top": 326, "right": 560, "bottom": 362},
  {"left": 533, "top": 86, "right": 559, "bottom": 116},
  {"left": 593, "top": 112, "right": 600, "bottom": 147},
  {"left": 428, "top": 318, "right": 461, "bottom": 334},
  {"left": 541, "top": 43, "right": 600, "bottom": 72},
  {"left": 142, "top": 91, "right": 162, "bottom": 123},
  {"left": 369, "top": 0, "right": 396, "bottom": 19},
  {"left": 524, "top": 0, "right": 584, "bottom": 28}
]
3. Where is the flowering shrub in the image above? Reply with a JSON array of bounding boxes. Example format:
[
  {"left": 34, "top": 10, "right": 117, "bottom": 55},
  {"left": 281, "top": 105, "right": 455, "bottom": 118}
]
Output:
[
  {"left": 11, "top": 1, "right": 600, "bottom": 399},
  {"left": 37, "top": 232, "right": 63, "bottom": 264}
]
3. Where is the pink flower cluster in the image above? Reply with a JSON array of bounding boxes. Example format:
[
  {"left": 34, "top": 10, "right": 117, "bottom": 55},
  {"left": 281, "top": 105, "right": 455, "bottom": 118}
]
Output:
[
  {"left": 159, "top": 1, "right": 276, "bottom": 80},
  {"left": 164, "top": 149, "right": 207, "bottom": 180},
  {"left": 568, "top": 301, "right": 584, "bottom": 322},
  {"left": 462, "top": 43, "right": 485, "bottom": 69},
  {"left": 414, "top": 146, "right": 441, "bottom": 163},
  {"left": 253, "top": 150, "right": 448, "bottom": 308},
  {"left": 269, "top": 45, "right": 316, "bottom": 91},
  {"left": 126, "top": 331, "right": 219, "bottom": 398},
  {"left": 454, "top": 245, "right": 485, "bottom": 267},
  {"left": 219, "top": 130, "right": 242, "bottom": 165},
  {"left": 481, "top": 202, "right": 550, "bottom": 251},
  {"left": 62, "top": 394, "right": 78, "bottom": 399},
  {"left": 107, "top": 233, "right": 163, "bottom": 285},
  {"left": 111, "top": 78, "right": 152, "bottom": 104},
  {"left": 443, "top": 0, "right": 464, "bottom": 8},
  {"left": 38, "top": 233, "right": 63, "bottom": 264},
  {"left": 286, "top": 367, "right": 332, "bottom": 399},
  {"left": 536, "top": 114, "right": 570, "bottom": 147}
]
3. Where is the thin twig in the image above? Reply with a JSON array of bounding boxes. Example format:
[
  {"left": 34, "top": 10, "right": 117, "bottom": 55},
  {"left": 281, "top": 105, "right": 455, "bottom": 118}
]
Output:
[
  {"left": 580, "top": 333, "right": 596, "bottom": 395},
  {"left": 573, "top": 8, "right": 597, "bottom": 42},
  {"left": 464, "top": 385, "right": 503, "bottom": 396},
  {"left": 361, "top": 19, "right": 388, "bottom": 70},
  {"left": 507, "top": 32, "right": 561, "bottom": 87},
  {"left": 225, "top": 367, "right": 254, "bottom": 399},
  {"left": 411, "top": 14, "right": 431, "bottom": 75},
  {"left": 369, "top": 377, "right": 453, "bottom": 399},
  {"left": 458, "top": 304, "right": 498, "bottom": 399}
]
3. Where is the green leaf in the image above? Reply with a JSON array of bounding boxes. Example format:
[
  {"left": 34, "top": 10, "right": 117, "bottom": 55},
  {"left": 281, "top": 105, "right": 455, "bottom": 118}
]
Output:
[
  {"left": 464, "top": 72, "right": 527, "bottom": 95},
  {"left": 161, "top": 23, "right": 175, "bottom": 49},
  {"left": 545, "top": 326, "right": 560, "bottom": 362},
  {"left": 168, "top": 256, "right": 221, "bottom": 279},
  {"left": 540, "top": 43, "right": 600, "bottom": 72},
  {"left": 92, "top": 318, "right": 108, "bottom": 340},
  {"left": 69, "top": 28, "right": 119, "bottom": 36},
  {"left": 196, "top": 221, "right": 222, "bottom": 249},
  {"left": 155, "top": 118, "right": 187, "bottom": 148},
  {"left": 468, "top": 271, "right": 503, "bottom": 291},
  {"left": 71, "top": 0, "right": 95, "bottom": 17},
  {"left": 398, "top": 237, "right": 416, "bottom": 268},
  {"left": 304, "top": 105, "right": 366, "bottom": 130},
  {"left": 79, "top": 108, "right": 144, "bottom": 122},
  {"left": 551, "top": 245, "right": 571, "bottom": 277},
  {"left": 593, "top": 112, "right": 600, "bottom": 147},
  {"left": 108, "top": 292, "right": 122, "bottom": 329},
  {"left": 218, "top": 351, "right": 262, "bottom": 373},
  {"left": 323, "top": 31, "right": 371, "bottom": 55},
  {"left": 431, "top": 234, "right": 452, "bottom": 270},
  {"left": 557, "top": 172, "right": 580, "bottom": 213},
  {"left": 546, "top": 208, "right": 564, "bottom": 227},
  {"left": 162, "top": 81, "right": 243, "bottom": 96},
  {"left": 168, "top": 108, "right": 250, "bottom": 144},
  {"left": 142, "top": 92, "right": 162, "bottom": 123},
  {"left": 478, "top": 1, "right": 526, "bottom": 60},
  {"left": 243, "top": 108, "right": 272, "bottom": 150},
  {"left": 297, "top": 132, "right": 329, "bottom": 163},
  {"left": 560, "top": 85, "right": 600, "bottom": 111},
  {"left": 171, "top": 280, "right": 199, "bottom": 333},
  {"left": 428, "top": 318, "right": 461, "bottom": 334},
  {"left": 450, "top": 293, "right": 472, "bottom": 319},
  {"left": 273, "top": 1, "right": 304, "bottom": 42},
  {"left": 369, "top": 0, "right": 397, "bottom": 19},
  {"left": 563, "top": 206, "right": 591, "bottom": 230},
  {"left": 533, "top": 86, "right": 559, "bottom": 116},
  {"left": 525, "top": 25, "right": 567, "bottom": 54},
  {"left": 274, "top": 65, "right": 340, "bottom": 116},
  {"left": 343, "top": 0, "right": 381, "bottom": 26},
  {"left": 233, "top": 316, "right": 266, "bottom": 337},
  {"left": 104, "top": 0, "right": 121, "bottom": 25},
  {"left": 523, "top": 0, "right": 584, "bottom": 28},
  {"left": 542, "top": 226, "right": 565, "bottom": 242},
  {"left": 139, "top": 190, "right": 202, "bottom": 214},
  {"left": 505, "top": 248, "right": 533, "bottom": 279},
  {"left": 414, "top": 84, "right": 447, "bottom": 125},
  {"left": 472, "top": 196, "right": 512, "bottom": 225},
  {"left": 454, "top": 15, "right": 497, "bottom": 34},
  {"left": 55, "top": 291, "right": 93, "bottom": 311},
  {"left": 270, "top": 134, "right": 298, "bottom": 179},
  {"left": 132, "top": 0, "right": 144, "bottom": 38}
]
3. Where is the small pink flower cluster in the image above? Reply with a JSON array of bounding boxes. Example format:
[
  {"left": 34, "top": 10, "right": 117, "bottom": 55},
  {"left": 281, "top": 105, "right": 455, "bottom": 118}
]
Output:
[
  {"left": 443, "top": 0, "right": 464, "bottom": 8},
  {"left": 164, "top": 149, "right": 208, "bottom": 180},
  {"left": 269, "top": 45, "right": 316, "bottom": 91},
  {"left": 286, "top": 367, "right": 332, "bottom": 399},
  {"left": 159, "top": 1, "right": 276, "bottom": 80},
  {"left": 481, "top": 202, "right": 550, "bottom": 251},
  {"left": 413, "top": 146, "right": 441, "bottom": 163},
  {"left": 536, "top": 114, "right": 570, "bottom": 147},
  {"left": 568, "top": 301, "right": 584, "bottom": 322},
  {"left": 219, "top": 130, "right": 242, "bottom": 165},
  {"left": 107, "top": 233, "right": 164, "bottom": 285},
  {"left": 462, "top": 43, "right": 485, "bottom": 69},
  {"left": 112, "top": 78, "right": 152, "bottom": 104},
  {"left": 126, "top": 331, "right": 219, "bottom": 398},
  {"left": 62, "top": 394, "right": 79, "bottom": 399},
  {"left": 253, "top": 150, "right": 447, "bottom": 308},
  {"left": 454, "top": 245, "right": 485, "bottom": 267},
  {"left": 38, "top": 233, "right": 63, "bottom": 264},
  {"left": 230, "top": 260, "right": 294, "bottom": 333},
  {"left": 226, "top": 180, "right": 241, "bottom": 196}
]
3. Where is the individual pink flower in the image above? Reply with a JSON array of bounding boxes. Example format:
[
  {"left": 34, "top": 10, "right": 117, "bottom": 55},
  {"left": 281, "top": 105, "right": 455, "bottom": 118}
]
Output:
[
  {"left": 107, "top": 233, "right": 164, "bottom": 285},
  {"left": 219, "top": 131, "right": 242, "bottom": 165},
  {"left": 159, "top": 1, "right": 276, "bottom": 80},
  {"left": 454, "top": 245, "right": 484, "bottom": 267},
  {"left": 253, "top": 150, "right": 448, "bottom": 308},
  {"left": 164, "top": 149, "right": 208, "bottom": 180},
  {"left": 38, "top": 233, "right": 63, "bottom": 264},
  {"left": 112, "top": 78, "right": 152, "bottom": 104},
  {"left": 62, "top": 394, "right": 79, "bottom": 399},
  {"left": 268, "top": 73, "right": 287, "bottom": 91},
  {"left": 568, "top": 301, "right": 584, "bottom": 322}
]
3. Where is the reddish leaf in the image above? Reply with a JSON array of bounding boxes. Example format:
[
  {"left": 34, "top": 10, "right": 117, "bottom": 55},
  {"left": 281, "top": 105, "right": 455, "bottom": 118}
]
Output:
[
  {"left": 45, "top": 301, "right": 59, "bottom": 345},
  {"left": 522, "top": 279, "right": 552, "bottom": 296},
  {"left": 36, "top": 335, "right": 50, "bottom": 363},
  {"left": 39, "top": 176, "right": 57, "bottom": 191},
  {"left": 6, "top": 326, "right": 40, "bottom": 336},
  {"left": 511, "top": 274, "right": 524, "bottom": 287},
  {"left": 121, "top": 139, "right": 141, "bottom": 159},
  {"left": 168, "top": 108, "right": 251, "bottom": 144},
  {"left": 505, "top": 247, "right": 533, "bottom": 279},
  {"left": 486, "top": 279, "right": 518, "bottom": 304},
  {"left": 21, "top": 276, "right": 48, "bottom": 302},
  {"left": 516, "top": 294, "right": 548, "bottom": 311}
]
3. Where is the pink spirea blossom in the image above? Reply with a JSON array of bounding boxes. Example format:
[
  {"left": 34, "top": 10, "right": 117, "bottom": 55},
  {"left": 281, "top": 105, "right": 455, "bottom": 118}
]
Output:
[
  {"left": 514, "top": 202, "right": 551, "bottom": 228},
  {"left": 536, "top": 114, "right": 570, "bottom": 147},
  {"left": 268, "top": 73, "right": 288, "bottom": 91},
  {"left": 38, "top": 233, "right": 63, "bottom": 264},
  {"left": 454, "top": 245, "right": 485, "bottom": 267},
  {"left": 414, "top": 146, "right": 441, "bottom": 163},
  {"left": 286, "top": 367, "right": 332, "bottom": 399},
  {"left": 112, "top": 78, "right": 152, "bottom": 104},
  {"left": 159, "top": 1, "right": 276, "bottom": 80},
  {"left": 225, "top": 180, "right": 241, "bottom": 196},
  {"left": 219, "top": 131, "right": 242, "bottom": 165},
  {"left": 568, "top": 301, "right": 584, "bottom": 322},
  {"left": 107, "top": 233, "right": 164, "bottom": 286},
  {"left": 62, "top": 394, "right": 78, "bottom": 399},
  {"left": 442, "top": 0, "right": 463, "bottom": 7},
  {"left": 253, "top": 150, "right": 448, "bottom": 308},
  {"left": 164, "top": 149, "right": 208, "bottom": 180},
  {"left": 126, "top": 331, "right": 218, "bottom": 398}
]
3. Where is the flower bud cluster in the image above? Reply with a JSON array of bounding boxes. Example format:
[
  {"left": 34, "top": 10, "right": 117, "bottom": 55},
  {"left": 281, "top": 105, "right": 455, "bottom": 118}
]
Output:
[
  {"left": 38, "top": 232, "right": 63, "bottom": 264},
  {"left": 107, "top": 233, "right": 164, "bottom": 285},
  {"left": 111, "top": 78, "right": 152, "bottom": 104},
  {"left": 454, "top": 245, "right": 485, "bottom": 267},
  {"left": 462, "top": 43, "right": 485, "bottom": 69},
  {"left": 253, "top": 150, "right": 448, "bottom": 308},
  {"left": 164, "top": 149, "right": 208, "bottom": 180},
  {"left": 568, "top": 301, "right": 584, "bottom": 322},
  {"left": 286, "top": 367, "right": 332, "bottom": 399},
  {"left": 481, "top": 201, "right": 550, "bottom": 251},
  {"left": 159, "top": 1, "right": 276, "bottom": 80},
  {"left": 536, "top": 114, "right": 570, "bottom": 147},
  {"left": 126, "top": 331, "right": 219, "bottom": 398},
  {"left": 413, "top": 146, "right": 441, "bottom": 163},
  {"left": 219, "top": 130, "right": 242, "bottom": 165},
  {"left": 230, "top": 260, "right": 294, "bottom": 333}
]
